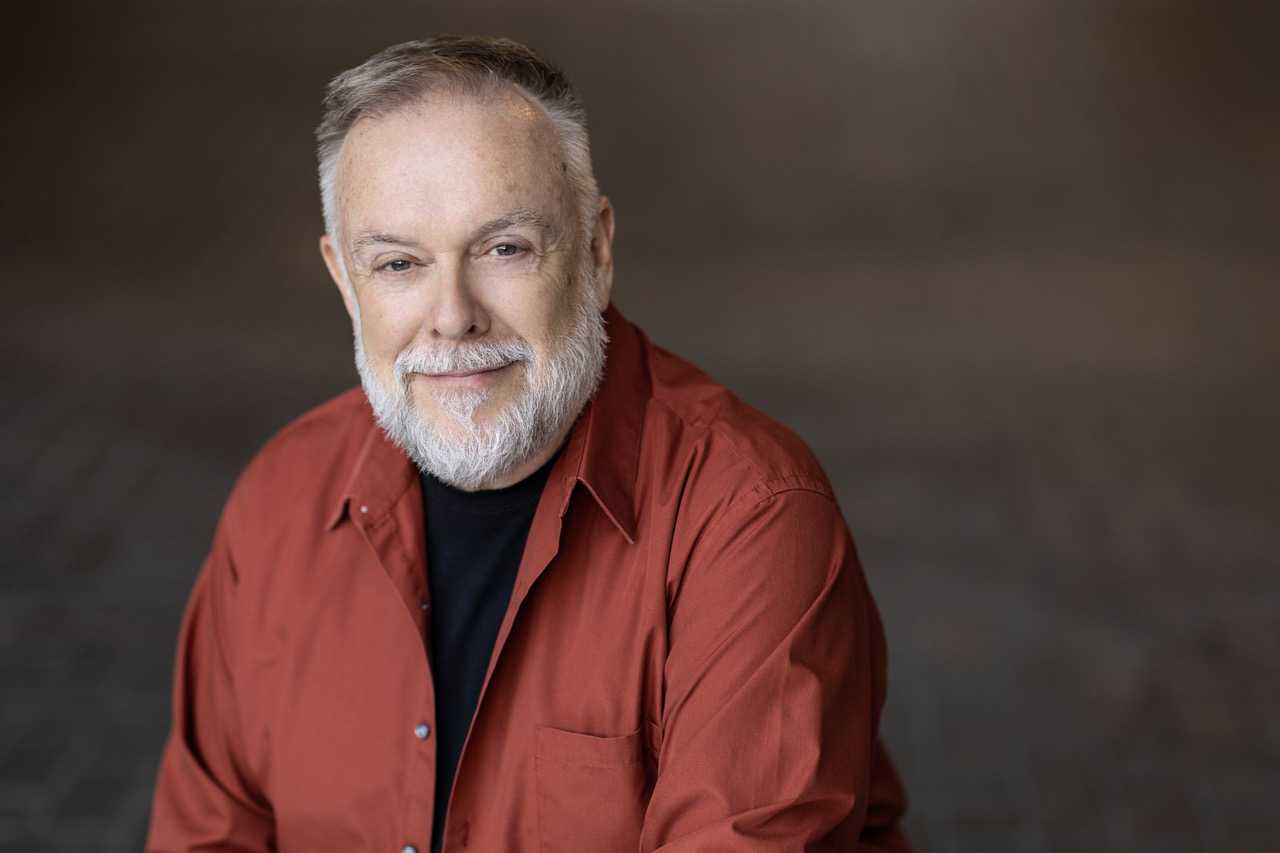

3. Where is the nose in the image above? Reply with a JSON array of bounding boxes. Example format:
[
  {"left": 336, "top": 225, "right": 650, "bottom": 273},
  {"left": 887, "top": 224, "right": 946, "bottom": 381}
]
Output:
[{"left": 428, "top": 257, "right": 489, "bottom": 340}]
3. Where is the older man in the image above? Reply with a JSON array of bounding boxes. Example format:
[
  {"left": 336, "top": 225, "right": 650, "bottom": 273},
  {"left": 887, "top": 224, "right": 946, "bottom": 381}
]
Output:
[{"left": 146, "top": 36, "right": 910, "bottom": 852}]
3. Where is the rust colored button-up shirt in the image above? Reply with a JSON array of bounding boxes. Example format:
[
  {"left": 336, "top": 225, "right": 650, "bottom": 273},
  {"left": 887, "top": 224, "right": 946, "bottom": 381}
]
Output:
[{"left": 146, "top": 302, "right": 911, "bottom": 852}]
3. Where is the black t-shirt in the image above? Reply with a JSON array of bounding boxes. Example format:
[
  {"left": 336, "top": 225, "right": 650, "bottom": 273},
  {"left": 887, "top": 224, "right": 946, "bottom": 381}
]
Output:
[{"left": 421, "top": 446, "right": 561, "bottom": 853}]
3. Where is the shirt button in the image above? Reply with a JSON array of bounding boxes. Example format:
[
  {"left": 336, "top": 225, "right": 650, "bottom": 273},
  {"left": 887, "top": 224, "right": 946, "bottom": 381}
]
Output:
[
  {"left": 420, "top": 600, "right": 430, "bottom": 610},
  {"left": 360, "top": 505, "right": 369, "bottom": 514},
  {"left": 414, "top": 723, "right": 431, "bottom": 740},
  {"left": 400, "top": 846, "right": 417, "bottom": 853}
]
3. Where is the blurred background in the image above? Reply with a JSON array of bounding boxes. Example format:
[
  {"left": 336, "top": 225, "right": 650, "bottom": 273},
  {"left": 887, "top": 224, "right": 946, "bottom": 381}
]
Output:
[{"left": 2, "top": 1, "right": 1276, "bottom": 850}]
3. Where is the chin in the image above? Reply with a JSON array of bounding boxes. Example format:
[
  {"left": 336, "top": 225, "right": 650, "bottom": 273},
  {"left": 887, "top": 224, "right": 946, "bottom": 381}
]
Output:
[{"left": 418, "top": 393, "right": 515, "bottom": 444}]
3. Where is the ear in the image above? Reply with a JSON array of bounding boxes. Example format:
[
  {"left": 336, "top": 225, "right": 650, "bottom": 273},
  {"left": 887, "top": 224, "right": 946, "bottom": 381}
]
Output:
[
  {"left": 589, "top": 195, "right": 616, "bottom": 310},
  {"left": 319, "top": 233, "right": 358, "bottom": 325}
]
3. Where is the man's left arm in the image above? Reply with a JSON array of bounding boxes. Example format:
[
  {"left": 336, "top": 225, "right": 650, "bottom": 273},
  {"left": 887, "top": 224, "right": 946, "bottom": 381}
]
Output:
[{"left": 641, "top": 486, "right": 911, "bottom": 852}]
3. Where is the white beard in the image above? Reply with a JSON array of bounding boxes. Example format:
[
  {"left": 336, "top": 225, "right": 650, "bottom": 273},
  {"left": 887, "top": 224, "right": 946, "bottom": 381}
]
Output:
[{"left": 353, "top": 272, "right": 608, "bottom": 491}]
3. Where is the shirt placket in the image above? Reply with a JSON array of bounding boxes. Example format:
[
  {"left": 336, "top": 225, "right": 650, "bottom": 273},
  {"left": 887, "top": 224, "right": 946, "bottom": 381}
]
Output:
[
  {"left": 353, "top": 498, "right": 438, "bottom": 853},
  {"left": 435, "top": 480, "right": 574, "bottom": 851}
]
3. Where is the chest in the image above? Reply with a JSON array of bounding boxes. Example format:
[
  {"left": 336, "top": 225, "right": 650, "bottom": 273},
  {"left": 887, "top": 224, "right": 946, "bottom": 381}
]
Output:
[{"left": 237, "top": 493, "right": 671, "bottom": 849}]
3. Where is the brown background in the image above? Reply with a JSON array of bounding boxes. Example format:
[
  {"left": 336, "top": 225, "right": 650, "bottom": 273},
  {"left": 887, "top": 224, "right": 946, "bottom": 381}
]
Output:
[{"left": 2, "top": 1, "right": 1277, "bottom": 850}]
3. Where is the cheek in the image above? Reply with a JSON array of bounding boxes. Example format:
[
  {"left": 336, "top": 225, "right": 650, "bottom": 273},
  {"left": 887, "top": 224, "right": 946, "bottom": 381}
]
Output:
[
  {"left": 505, "top": 280, "right": 577, "bottom": 350},
  {"left": 359, "top": 294, "right": 421, "bottom": 358}
]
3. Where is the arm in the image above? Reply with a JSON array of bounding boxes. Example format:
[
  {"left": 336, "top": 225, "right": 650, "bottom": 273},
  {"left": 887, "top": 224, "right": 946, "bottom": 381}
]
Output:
[
  {"left": 146, "top": 506, "right": 275, "bottom": 852},
  {"left": 641, "top": 487, "right": 910, "bottom": 851}
]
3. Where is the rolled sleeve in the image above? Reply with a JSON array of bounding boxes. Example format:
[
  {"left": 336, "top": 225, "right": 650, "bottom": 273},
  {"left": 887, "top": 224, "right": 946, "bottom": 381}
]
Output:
[
  {"left": 642, "top": 486, "right": 910, "bottom": 851},
  {"left": 146, "top": 507, "right": 275, "bottom": 852}
]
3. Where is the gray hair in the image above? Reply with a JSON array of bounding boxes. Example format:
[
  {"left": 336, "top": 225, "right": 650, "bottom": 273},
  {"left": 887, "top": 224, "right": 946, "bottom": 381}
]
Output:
[{"left": 315, "top": 36, "right": 599, "bottom": 246}]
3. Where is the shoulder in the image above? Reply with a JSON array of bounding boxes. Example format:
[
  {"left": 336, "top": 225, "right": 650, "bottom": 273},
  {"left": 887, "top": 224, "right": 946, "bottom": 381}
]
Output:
[
  {"left": 220, "top": 386, "right": 372, "bottom": 538},
  {"left": 636, "top": 331, "right": 840, "bottom": 547},
  {"left": 628, "top": 331, "right": 859, "bottom": 613},
  {"left": 644, "top": 334, "right": 834, "bottom": 497}
]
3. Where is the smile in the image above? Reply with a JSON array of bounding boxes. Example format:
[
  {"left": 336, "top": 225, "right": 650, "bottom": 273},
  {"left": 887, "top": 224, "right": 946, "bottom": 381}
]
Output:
[{"left": 419, "top": 362, "right": 513, "bottom": 387}]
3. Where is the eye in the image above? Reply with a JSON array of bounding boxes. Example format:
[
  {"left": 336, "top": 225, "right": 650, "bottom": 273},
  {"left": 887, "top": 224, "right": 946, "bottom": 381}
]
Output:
[
  {"left": 490, "top": 243, "right": 524, "bottom": 258},
  {"left": 378, "top": 258, "right": 415, "bottom": 273}
]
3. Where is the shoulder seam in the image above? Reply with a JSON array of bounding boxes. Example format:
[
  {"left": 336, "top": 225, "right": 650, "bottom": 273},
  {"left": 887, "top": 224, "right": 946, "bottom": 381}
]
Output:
[
  {"left": 746, "top": 477, "right": 836, "bottom": 503},
  {"left": 650, "top": 393, "right": 834, "bottom": 503},
  {"left": 694, "top": 482, "right": 839, "bottom": 566}
]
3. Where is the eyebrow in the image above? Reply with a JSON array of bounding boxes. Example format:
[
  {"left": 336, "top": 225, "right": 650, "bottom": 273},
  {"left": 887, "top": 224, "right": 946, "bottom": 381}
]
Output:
[
  {"left": 349, "top": 208, "right": 557, "bottom": 255},
  {"left": 472, "top": 208, "right": 555, "bottom": 241},
  {"left": 350, "top": 232, "right": 422, "bottom": 252}
]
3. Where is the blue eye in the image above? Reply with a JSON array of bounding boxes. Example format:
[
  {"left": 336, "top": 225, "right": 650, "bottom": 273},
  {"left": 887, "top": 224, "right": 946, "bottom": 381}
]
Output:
[
  {"left": 380, "top": 259, "right": 414, "bottom": 273},
  {"left": 492, "top": 243, "right": 522, "bottom": 257}
]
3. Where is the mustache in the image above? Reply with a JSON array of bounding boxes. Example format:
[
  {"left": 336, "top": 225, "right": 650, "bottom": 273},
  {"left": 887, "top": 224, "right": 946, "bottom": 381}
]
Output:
[{"left": 393, "top": 337, "right": 534, "bottom": 382}]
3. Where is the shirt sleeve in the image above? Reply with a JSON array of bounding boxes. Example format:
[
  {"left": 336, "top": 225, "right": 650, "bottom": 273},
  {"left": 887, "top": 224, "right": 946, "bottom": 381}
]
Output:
[
  {"left": 145, "top": 505, "right": 276, "bottom": 852},
  {"left": 640, "top": 487, "right": 911, "bottom": 852}
]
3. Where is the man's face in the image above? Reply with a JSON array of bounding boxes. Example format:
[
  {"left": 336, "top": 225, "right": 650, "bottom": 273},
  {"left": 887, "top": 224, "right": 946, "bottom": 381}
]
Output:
[{"left": 319, "top": 88, "right": 614, "bottom": 490}]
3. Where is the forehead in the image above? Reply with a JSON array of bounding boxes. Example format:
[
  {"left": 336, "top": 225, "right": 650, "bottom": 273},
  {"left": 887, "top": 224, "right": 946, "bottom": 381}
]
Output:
[{"left": 335, "top": 88, "right": 569, "bottom": 233}]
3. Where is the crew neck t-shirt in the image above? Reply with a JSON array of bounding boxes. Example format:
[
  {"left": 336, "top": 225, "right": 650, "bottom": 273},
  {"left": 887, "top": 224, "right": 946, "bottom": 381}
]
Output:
[{"left": 420, "top": 447, "right": 562, "bottom": 853}]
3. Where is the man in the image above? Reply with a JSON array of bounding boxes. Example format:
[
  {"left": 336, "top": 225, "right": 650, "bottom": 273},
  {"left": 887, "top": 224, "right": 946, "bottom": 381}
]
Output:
[{"left": 146, "top": 36, "right": 910, "bottom": 852}]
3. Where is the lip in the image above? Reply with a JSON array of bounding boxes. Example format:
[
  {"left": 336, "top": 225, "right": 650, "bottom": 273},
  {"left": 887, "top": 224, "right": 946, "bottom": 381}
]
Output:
[
  {"left": 437, "top": 365, "right": 506, "bottom": 378},
  {"left": 417, "top": 362, "right": 513, "bottom": 386}
]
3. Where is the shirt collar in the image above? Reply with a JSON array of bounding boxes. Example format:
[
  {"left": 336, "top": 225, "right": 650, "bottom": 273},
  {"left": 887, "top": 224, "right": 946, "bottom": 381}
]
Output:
[{"left": 326, "top": 301, "right": 646, "bottom": 544}]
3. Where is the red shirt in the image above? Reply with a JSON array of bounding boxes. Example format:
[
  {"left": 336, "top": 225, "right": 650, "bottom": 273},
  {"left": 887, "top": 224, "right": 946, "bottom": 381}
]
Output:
[{"left": 146, "top": 302, "right": 911, "bottom": 852}]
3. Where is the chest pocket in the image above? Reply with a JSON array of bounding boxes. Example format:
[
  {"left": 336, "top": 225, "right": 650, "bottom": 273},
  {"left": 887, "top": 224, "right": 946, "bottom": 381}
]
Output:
[{"left": 534, "top": 723, "right": 652, "bottom": 851}]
